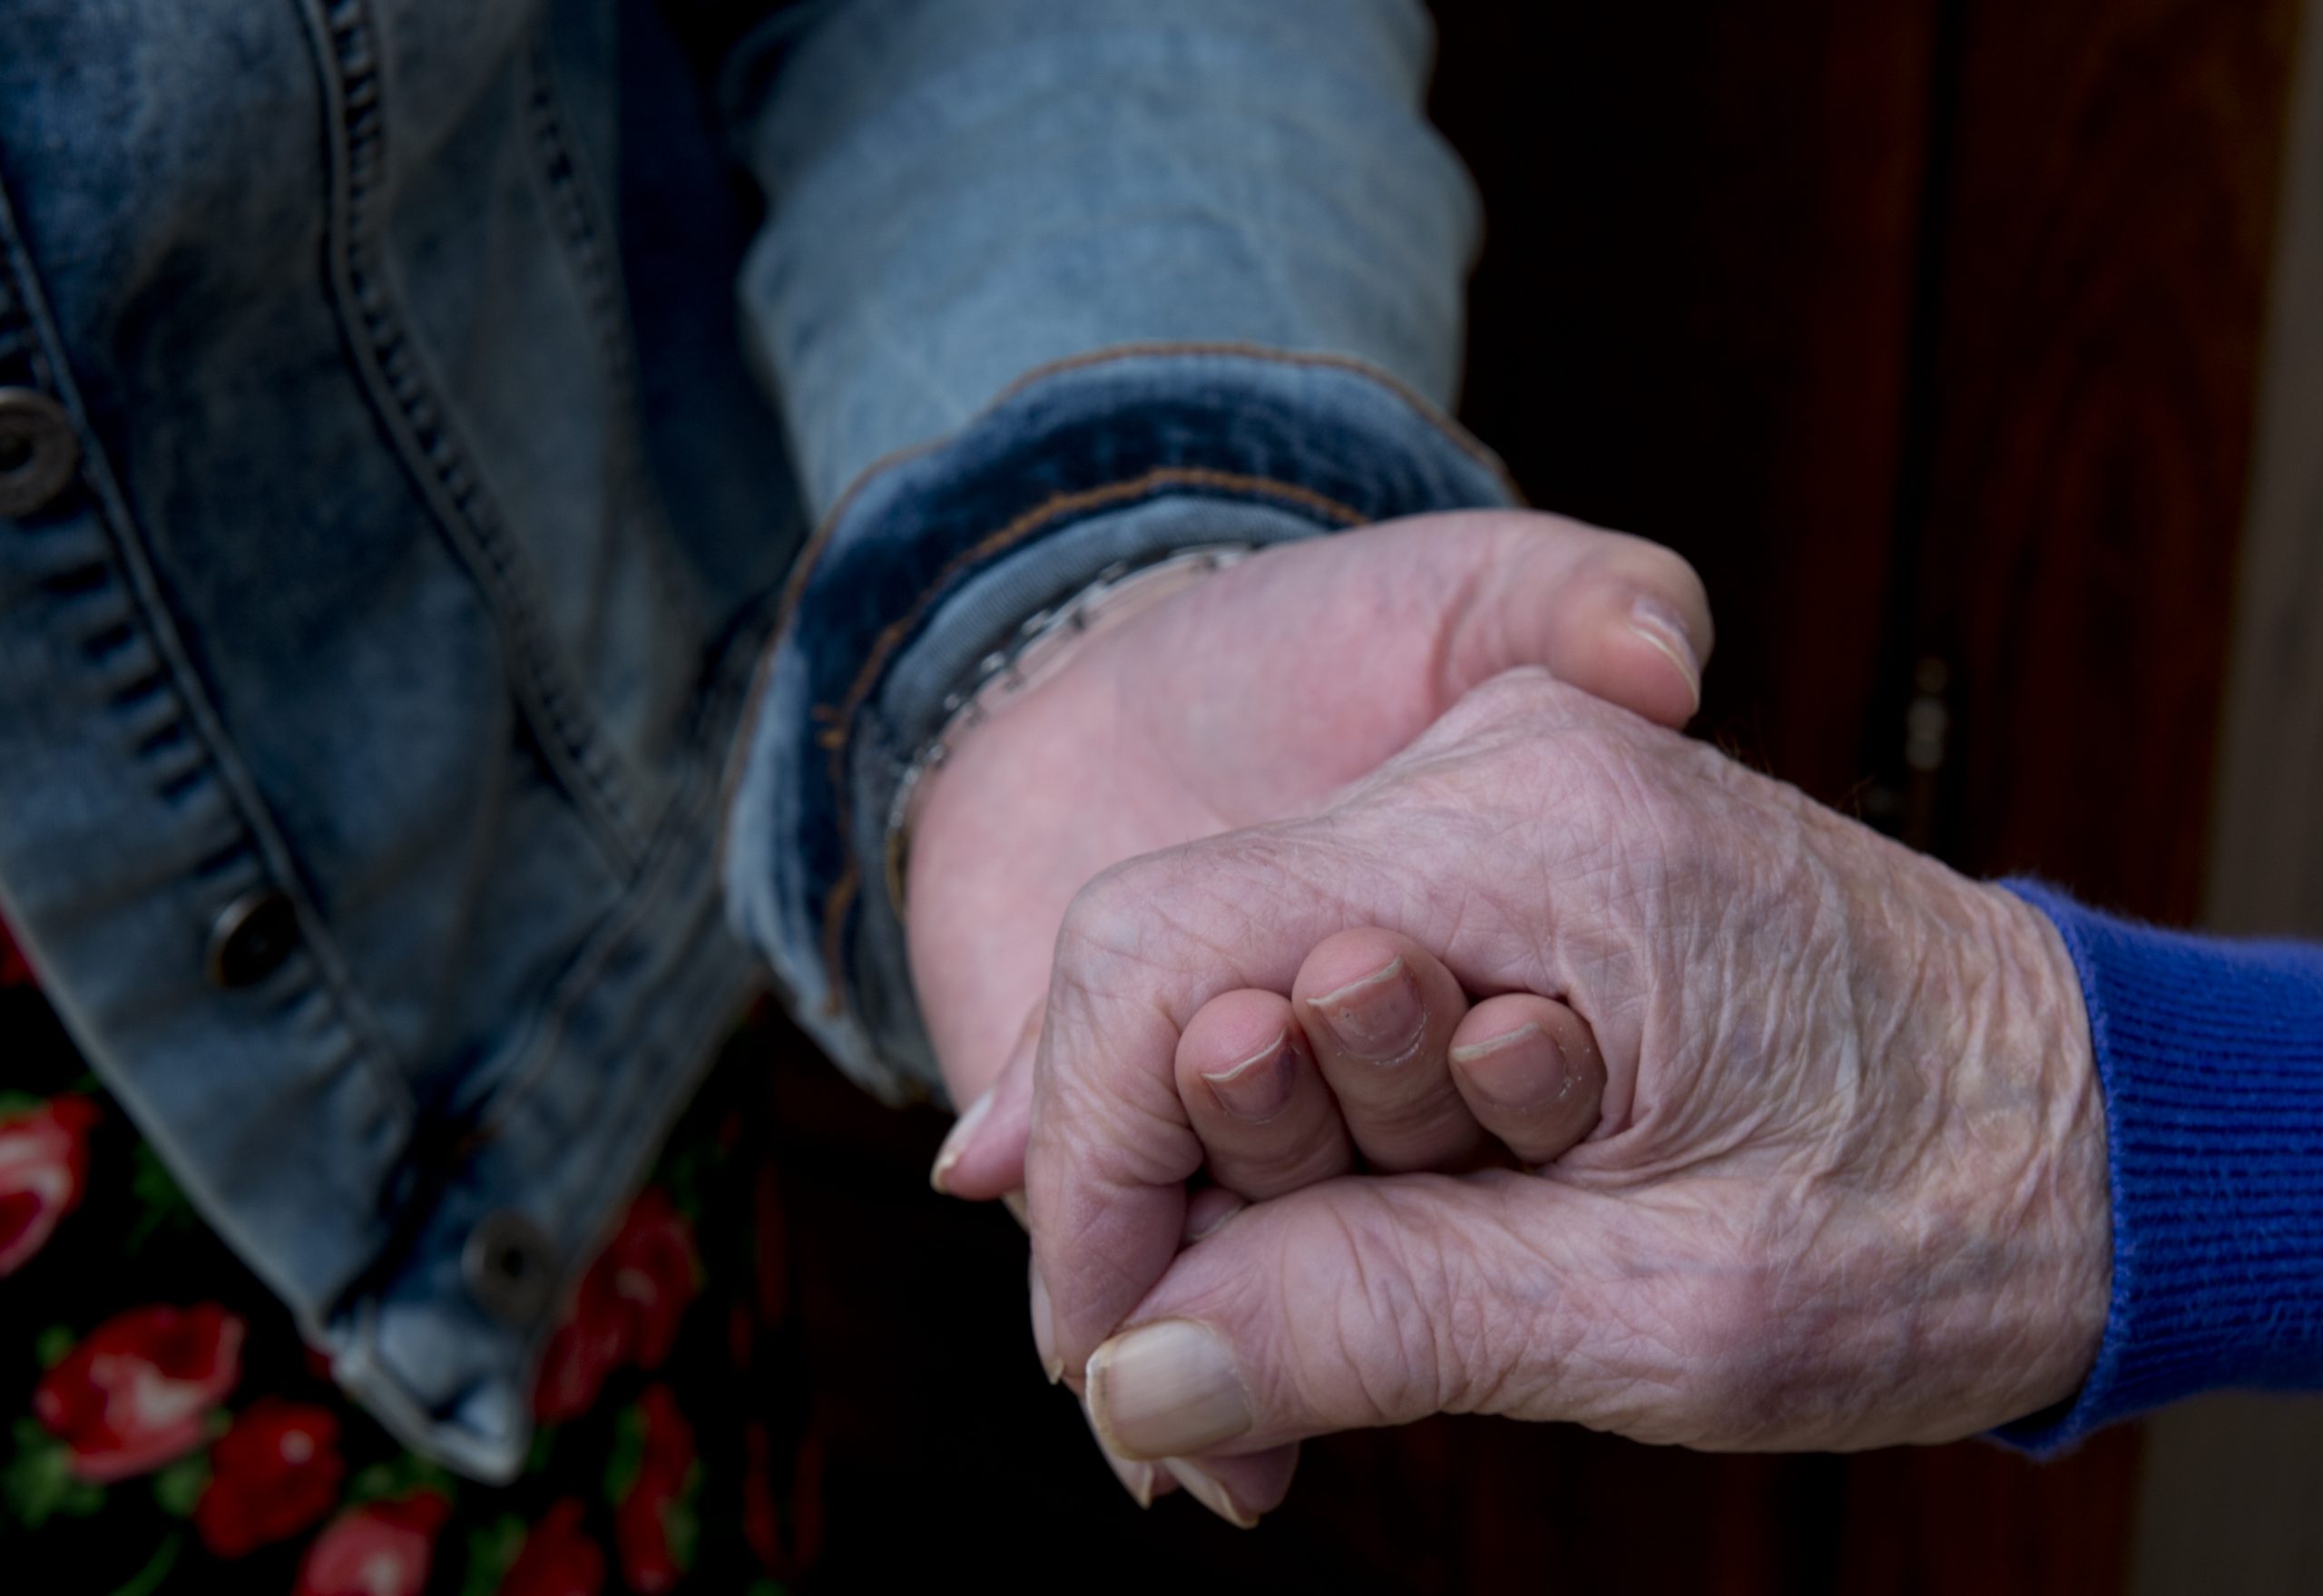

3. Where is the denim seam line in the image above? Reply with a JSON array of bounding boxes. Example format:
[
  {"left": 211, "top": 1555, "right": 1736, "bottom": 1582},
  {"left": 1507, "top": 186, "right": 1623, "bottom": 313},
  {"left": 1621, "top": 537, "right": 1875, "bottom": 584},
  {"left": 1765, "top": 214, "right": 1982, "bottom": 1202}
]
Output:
[
  {"left": 470, "top": 575, "right": 775, "bottom": 1134},
  {"left": 517, "top": 21, "right": 702, "bottom": 739},
  {"left": 304, "top": 0, "right": 645, "bottom": 875},
  {"left": 522, "top": 27, "right": 649, "bottom": 492}
]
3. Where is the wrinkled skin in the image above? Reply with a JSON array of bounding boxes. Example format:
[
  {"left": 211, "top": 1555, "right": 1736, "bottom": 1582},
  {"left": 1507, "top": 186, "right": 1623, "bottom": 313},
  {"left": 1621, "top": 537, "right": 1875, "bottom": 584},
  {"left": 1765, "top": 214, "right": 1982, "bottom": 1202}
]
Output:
[
  {"left": 1027, "top": 669, "right": 2112, "bottom": 1473},
  {"left": 908, "top": 510, "right": 1708, "bottom": 1190}
]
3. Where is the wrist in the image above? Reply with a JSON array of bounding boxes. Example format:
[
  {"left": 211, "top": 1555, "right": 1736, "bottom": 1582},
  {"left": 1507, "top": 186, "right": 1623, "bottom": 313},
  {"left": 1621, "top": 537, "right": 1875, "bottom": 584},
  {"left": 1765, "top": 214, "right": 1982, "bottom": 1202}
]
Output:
[
  {"left": 894, "top": 545, "right": 1248, "bottom": 913},
  {"left": 1974, "top": 880, "right": 2113, "bottom": 1420}
]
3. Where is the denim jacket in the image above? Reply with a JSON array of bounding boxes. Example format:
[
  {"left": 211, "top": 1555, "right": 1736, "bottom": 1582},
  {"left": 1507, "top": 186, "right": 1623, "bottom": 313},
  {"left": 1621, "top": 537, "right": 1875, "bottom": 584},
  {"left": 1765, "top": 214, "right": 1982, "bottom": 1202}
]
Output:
[{"left": 0, "top": 0, "right": 1511, "bottom": 1479}]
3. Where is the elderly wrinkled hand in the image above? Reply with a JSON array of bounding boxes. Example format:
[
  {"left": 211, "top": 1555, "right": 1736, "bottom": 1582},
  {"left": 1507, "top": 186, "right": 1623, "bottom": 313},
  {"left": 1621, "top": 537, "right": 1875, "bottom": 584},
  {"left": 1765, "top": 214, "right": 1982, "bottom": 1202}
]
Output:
[{"left": 1023, "top": 670, "right": 2112, "bottom": 1521}]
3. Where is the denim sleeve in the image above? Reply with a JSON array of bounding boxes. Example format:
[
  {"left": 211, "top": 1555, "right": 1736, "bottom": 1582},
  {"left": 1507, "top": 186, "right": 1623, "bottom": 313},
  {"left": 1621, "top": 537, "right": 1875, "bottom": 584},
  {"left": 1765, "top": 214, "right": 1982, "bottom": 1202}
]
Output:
[
  {"left": 715, "top": 0, "right": 1518, "bottom": 1101},
  {"left": 1992, "top": 882, "right": 2323, "bottom": 1453}
]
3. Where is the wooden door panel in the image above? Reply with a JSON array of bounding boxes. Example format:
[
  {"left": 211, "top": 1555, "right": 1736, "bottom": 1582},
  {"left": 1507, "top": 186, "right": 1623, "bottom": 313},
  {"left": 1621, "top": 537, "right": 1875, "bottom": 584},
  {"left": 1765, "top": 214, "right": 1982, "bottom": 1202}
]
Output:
[
  {"left": 1896, "top": 0, "right": 2298, "bottom": 911},
  {"left": 1431, "top": 0, "right": 1937, "bottom": 811}
]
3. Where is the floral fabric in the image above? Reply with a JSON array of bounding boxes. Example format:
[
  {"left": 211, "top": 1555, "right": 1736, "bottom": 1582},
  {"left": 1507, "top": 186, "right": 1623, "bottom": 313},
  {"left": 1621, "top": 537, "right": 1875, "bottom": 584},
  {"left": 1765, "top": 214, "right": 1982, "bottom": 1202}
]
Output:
[{"left": 0, "top": 925, "right": 820, "bottom": 1595}]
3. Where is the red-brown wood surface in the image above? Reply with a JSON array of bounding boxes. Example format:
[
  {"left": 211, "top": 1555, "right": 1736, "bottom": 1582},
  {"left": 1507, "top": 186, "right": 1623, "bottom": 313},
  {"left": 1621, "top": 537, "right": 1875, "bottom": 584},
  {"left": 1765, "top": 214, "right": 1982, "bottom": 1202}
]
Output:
[
  {"left": 1434, "top": 0, "right": 1938, "bottom": 815},
  {"left": 1895, "top": 0, "right": 2299, "bottom": 915},
  {"left": 1430, "top": 0, "right": 2296, "bottom": 1591}
]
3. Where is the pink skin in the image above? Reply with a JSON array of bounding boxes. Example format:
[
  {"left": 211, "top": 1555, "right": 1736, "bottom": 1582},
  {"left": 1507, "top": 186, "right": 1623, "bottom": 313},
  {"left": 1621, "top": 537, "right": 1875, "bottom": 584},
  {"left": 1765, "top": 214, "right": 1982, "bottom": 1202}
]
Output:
[
  {"left": 908, "top": 510, "right": 1710, "bottom": 1521},
  {"left": 1173, "top": 993, "right": 1351, "bottom": 1201},
  {"left": 1173, "top": 929, "right": 1611, "bottom": 1197},
  {"left": 1128, "top": 929, "right": 1611, "bottom": 1529}
]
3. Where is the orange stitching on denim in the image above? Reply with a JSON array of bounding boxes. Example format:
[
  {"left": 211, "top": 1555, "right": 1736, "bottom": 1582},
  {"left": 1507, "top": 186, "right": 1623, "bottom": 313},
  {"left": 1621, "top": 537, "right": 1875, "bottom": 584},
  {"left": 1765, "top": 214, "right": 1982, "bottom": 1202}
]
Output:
[
  {"left": 978, "top": 342, "right": 1515, "bottom": 488},
  {"left": 818, "top": 867, "right": 859, "bottom": 1018}
]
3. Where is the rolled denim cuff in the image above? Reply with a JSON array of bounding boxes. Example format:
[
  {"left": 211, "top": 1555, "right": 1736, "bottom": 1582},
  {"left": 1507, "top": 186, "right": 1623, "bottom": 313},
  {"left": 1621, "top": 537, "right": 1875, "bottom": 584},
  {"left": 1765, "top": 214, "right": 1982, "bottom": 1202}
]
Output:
[
  {"left": 720, "top": 344, "right": 1517, "bottom": 1102},
  {"left": 1993, "top": 880, "right": 2323, "bottom": 1454}
]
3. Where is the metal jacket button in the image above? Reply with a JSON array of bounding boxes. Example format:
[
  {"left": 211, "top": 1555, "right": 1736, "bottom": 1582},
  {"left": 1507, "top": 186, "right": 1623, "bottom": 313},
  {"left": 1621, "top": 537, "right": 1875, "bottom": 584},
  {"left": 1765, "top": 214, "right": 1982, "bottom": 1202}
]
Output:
[
  {"left": 0, "top": 387, "right": 79, "bottom": 518},
  {"left": 203, "top": 889, "right": 300, "bottom": 989},
  {"left": 464, "top": 1211, "right": 557, "bottom": 1327}
]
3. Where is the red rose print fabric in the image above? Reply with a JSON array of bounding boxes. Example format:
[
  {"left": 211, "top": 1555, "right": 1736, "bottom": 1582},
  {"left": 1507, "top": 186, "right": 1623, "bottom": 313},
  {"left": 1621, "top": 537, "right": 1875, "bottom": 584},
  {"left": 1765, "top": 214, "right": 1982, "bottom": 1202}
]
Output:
[
  {"left": 614, "top": 1385, "right": 699, "bottom": 1594},
  {"left": 1, "top": 964, "right": 824, "bottom": 1594},
  {"left": 534, "top": 1190, "right": 701, "bottom": 1425},
  {"left": 500, "top": 1499, "right": 608, "bottom": 1596},
  {"left": 33, "top": 1304, "right": 245, "bottom": 1482},
  {"left": 195, "top": 1399, "right": 345, "bottom": 1556},
  {"left": 294, "top": 1492, "right": 451, "bottom": 1596},
  {"left": 0, "top": 1093, "right": 98, "bottom": 1276}
]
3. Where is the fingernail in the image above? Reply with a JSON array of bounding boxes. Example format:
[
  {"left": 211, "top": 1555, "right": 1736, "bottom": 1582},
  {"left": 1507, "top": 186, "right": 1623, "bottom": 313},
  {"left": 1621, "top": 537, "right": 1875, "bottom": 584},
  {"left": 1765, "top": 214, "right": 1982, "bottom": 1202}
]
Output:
[
  {"left": 1088, "top": 1319, "right": 1254, "bottom": 1460},
  {"left": 1082, "top": 1396, "right": 1160, "bottom": 1509},
  {"left": 1307, "top": 958, "right": 1424, "bottom": 1062},
  {"left": 1182, "top": 1186, "right": 1247, "bottom": 1244},
  {"left": 1162, "top": 1458, "right": 1259, "bottom": 1530},
  {"left": 1199, "top": 1031, "right": 1298, "bottom": 1121},
  {"left": 1001, "top": 1190, "right": 1030, "bottom": 1231},
  {"left": 1628, "top": 595, "right": 1702, "bottom": 714},
  {"left": 1029, "top": 1258, "right": 1063, "bottom": 1384},
  {"left": 1450, "top": 1023, "right": 1573, "bottom": 1112},
  {"left": 1118, "top": 1459, "right": 1162, "bottom": 1510},
  {"left": 929, "top": 1085, "right": 995, "bottom": 1194}
]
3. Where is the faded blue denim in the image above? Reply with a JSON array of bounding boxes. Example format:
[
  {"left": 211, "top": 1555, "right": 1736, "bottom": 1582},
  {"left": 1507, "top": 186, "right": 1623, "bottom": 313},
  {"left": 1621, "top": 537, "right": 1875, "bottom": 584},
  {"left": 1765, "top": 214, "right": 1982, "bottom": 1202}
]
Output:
[{"left": 0, "top": 0, "right": 1508, "bottom": 1478}]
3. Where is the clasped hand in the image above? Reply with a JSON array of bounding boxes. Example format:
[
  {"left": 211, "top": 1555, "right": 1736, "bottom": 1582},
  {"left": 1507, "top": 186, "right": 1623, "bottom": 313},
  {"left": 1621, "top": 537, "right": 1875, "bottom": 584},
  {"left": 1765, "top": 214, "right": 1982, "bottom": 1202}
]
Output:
[{"left": 909, "top": 513, "right": 2110, "bottom": 1526}]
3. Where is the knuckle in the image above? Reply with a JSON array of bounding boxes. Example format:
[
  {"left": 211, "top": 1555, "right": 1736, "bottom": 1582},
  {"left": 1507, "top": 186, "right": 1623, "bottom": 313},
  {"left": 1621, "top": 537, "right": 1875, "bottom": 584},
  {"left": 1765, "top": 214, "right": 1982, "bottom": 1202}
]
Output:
[
  {"left": 1631, "top": 542, "right": 1710, "bottom": 618},
  {"left": 1679, "top": 1268, "right": 1786, "bottom": 1427},
  {"left": 1435, "top": 666, "right": 1567, "bottom": 738},
  {"left": 1658, "top": 1203, "right": 1857, "bottom": 1448},
  {"left": 1053, "top": 857, "right": 1176, "bottom": 990},
  {"left": 1052, "top": 832, "right": 1314, "bottom": 1015}
]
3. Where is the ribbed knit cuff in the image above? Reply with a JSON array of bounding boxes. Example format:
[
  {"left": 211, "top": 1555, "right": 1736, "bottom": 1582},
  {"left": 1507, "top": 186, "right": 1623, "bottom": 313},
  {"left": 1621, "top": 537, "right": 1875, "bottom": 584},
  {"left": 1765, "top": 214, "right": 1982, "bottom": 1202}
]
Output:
[{"left": 1995, "top": 881, "right": 2323, "bottom": 1453}]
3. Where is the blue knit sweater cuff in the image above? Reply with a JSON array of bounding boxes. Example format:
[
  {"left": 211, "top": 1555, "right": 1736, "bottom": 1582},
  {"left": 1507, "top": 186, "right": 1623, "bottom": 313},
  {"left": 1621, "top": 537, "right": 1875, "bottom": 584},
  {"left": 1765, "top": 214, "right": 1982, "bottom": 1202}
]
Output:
[{"left": 1995, "top": 881, "right": 2323, "bottom": 1453}]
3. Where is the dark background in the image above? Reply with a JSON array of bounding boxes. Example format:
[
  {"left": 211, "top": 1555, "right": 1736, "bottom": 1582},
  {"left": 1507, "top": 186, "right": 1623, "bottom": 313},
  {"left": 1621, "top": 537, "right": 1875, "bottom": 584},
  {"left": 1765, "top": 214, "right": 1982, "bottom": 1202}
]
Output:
[{"left": 764, "top": 1, "right": 2303, "bottom": 1589}]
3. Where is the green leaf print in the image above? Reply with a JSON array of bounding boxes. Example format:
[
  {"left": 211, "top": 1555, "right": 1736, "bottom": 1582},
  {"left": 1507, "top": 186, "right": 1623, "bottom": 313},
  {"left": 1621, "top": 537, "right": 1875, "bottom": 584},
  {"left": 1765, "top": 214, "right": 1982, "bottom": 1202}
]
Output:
[
  {"left": 4, "top": 1417, "right": 100, "bottom": 1529},
  {"left": 34, "top": 1324, "right": 73, "bottom": 1369},
  {"left": 124, "top": 1143, "right": 200, "bottom": 1253},
  {"left": 104, "top": 1532, "right": 183, "bottom": 1596},
  {"left": 151, "top": 1453, "right": 210, "bottom": 1518},
  {"left": 666, "top": 1478, "right": 701, "bottom": 1574},
  {"left": 348, "top": 1453, "right": 456, "bottom": 1509},
  {"left": 457, "top": 1513, "right": 528, "bottom": 1596},
  {"left": 659, "top": 1142, "right": 711, "bottom": 1222},
  {"left": 604, "top": 1401, "right": 645, "bottom": 1505}
]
